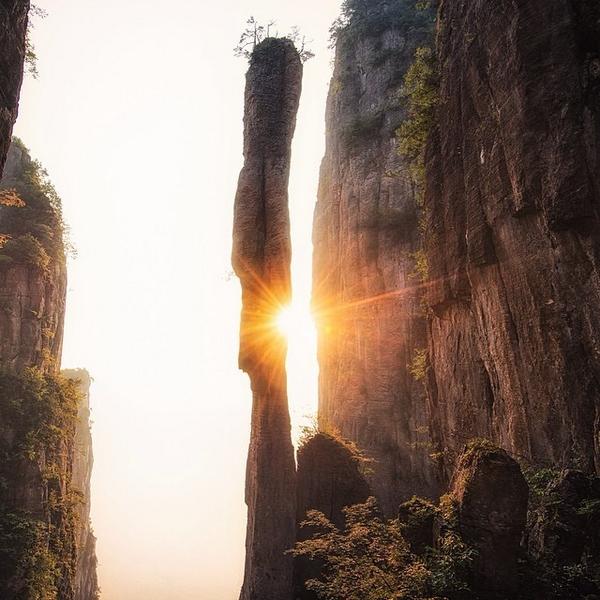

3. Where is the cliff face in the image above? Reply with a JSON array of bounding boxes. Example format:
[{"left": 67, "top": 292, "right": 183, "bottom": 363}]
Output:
[
  {"left": 0, "top": 140, "right": 67, "bottom": 373},
  {"left": 63, "top": 369, "right": 99, "bottom": 600},
  {"left": 232, "top": 38, "right": 302, "bottom": 600},
  {"left": 424, "top": 0, "right": 600, "bottom": 476},
  {"left": 313, "top": 2, "right": 439, "bottom": 513},
  {"left": 0, "top": 141, "right": 95, "bottom": 600},
  {"left": 0, "top": 1, "right": 29, "bottom": 177}
]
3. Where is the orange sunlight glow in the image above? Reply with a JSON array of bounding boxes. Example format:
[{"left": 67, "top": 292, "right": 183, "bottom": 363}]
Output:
[{"left": 274, "top": 301, "right": 319, "bottom": 445}]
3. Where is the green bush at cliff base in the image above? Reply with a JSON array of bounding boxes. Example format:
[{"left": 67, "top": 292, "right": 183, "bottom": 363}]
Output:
[
  {"left": 0, "top": 369, "right": 81, "bottom": 599},
  {"left": 291, "top": 496, "right": 475, "bottom": 600}
]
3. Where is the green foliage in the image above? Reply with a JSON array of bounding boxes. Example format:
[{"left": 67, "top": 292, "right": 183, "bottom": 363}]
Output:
[
  {"left": 0, "top": 138, "right": 71, "bottom": 268},
  {"left": 396, "top": 46, "right": 439, "bottom": 199},
  {"left": 234, "top": 17, "right": 314, "bottom": 62},
  {"left": 298, "top": 419, "right": 374, "bottom": 475},
  {"left": 409, "top": 348, "right": 429, "bottom": 382},
  {"left": 409, "top": 250, "right": 429, "bottom": 283},
  {"left": 25, "top": 5, "right": 48, "bottom": 79},
  {"left": 0, "top": 234, "right": 51, "bottom": 273},
  {"left": 522, "top": 466, "right": 561, "bottom": 505},
  {"left": 291, "top": 496, "right": 474, "bottom": 600},
  {"left": 0, "top": 513, "right": 59, "bottom": 599},
  {"left": 330, "top": 0, "right": 436, "bottom": 49},
  {"left": 0, "top": 369, "right": 81, "bottom": 599}
]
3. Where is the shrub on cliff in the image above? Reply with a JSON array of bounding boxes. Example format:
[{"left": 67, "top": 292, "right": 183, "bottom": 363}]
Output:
[
  {"left": 234, "top": 17, "right": 314, "bottom": 62},
  {"left": 396, "top": 46, "right": 439, "bottom": 199},
  {"left": 0, "top": 369, "right": 81, "bottom": 599},
  {"left": 291, "top": 496, "right": 475, "bottom": 600},
  {"left": 329, "top": 0, "right": 436, "bottom": 48},
  {"left": 0, "top": 138, "right": 70, "bottom": 264}
]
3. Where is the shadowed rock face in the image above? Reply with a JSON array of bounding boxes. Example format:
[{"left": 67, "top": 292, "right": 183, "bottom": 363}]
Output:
[
  {"left": 425, "top": 0, "right": 600, "bottom": 477},
  {"left": 450, "top": 443, "right": 528, "bottom": 597},
  {"left": 312, "top": 2, "right": 440, "bottom": 514},
  {"left": 232, "top": 38, "right": 302, "bottom": 600},
  {"left": 528, "top": 470, "right": 600, "bottom": 566},
  {"left": 294, "top": 433, "right": 371, "bottom": 600},
  {"left": 0, "top": 1, "right": 29, "bottom": 177}
]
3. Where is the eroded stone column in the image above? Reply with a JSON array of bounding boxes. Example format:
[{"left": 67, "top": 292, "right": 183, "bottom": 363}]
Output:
[{"left": 232, "top": 38, "right": 302, "bottom": 600}]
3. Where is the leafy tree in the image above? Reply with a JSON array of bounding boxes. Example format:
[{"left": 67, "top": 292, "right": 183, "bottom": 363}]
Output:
[{"left": 291, "top": 496, "right": 475, "bottom": 600}]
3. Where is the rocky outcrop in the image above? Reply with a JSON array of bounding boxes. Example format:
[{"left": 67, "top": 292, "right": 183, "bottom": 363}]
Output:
[
  {"left": 63, "top": 369, "right": 99, "bottom": 600},
  {"left": 0, "top": 1, "right": 29, "bottom": 177},
  {"left": 0, "top": 141, "right": 93, "bottom": 599},
  {"left": 294, "top": 433, "right": 371, "bottom": 600},
  {"left": 232, "top": 38, "right": 302, "bottom": 600},
  {"left": 528, "top": 470, "right": 600, "bottom": 566},
  {"left": 424, "top": 0, "right": 600, "bottom": 476},
  {"left": 449, "top": 442, "right": 528, "bottom": 597},
  {"left": 312, "top": 0, "right": 439, "bottom": 513},
  {"left": 0, "top": 140, "right": 67, "bottom": 373}
]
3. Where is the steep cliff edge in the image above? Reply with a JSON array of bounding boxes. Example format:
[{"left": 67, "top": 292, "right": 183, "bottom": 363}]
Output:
[
  {"left": 424, "top": 0, "right": 600, "bottom": 476},
  {"left": 0, "top": 139, "right": 67, "bottom": 373},
  {"left": 232, "top": 38, "right": 302, "bottom": 600},
  {"left": 0, "top": 141, "right": 96, "bottom": 599},
  {"left": 63, "top": 369, "right": 99, "bottom": 600},
  {"left": 313, "top": 0, "right": 439, "bottom": 513},
  {"left": 0, "top": 2, "right": 29, "bottom": 177}
]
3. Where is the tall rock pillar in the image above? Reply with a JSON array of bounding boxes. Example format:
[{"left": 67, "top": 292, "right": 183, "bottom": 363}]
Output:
[{"left": 232, "top": 38, "right": 302, "bottom": 600}]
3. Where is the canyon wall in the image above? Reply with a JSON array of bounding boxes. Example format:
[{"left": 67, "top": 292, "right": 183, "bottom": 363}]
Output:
[
  {"left": 0, "top": 1, "right": 29, "bottom": 176},
  {"left": 63, "top": 369, "right": 99, "bottom": 600},
  {"left": 424, "top": 0, "right": 600, "bottom": 477},
  {"left": 0, "top": 141, "right": 97, "bottom": 599},
  {"left": 232, "top": 38, "right": 302, "bottom": 600},
  {"left": 312, "top": 1, "right": 439, "bottom": 513},
  {"left": 313, "top": 0, "right": 600, "bottom": 514}
]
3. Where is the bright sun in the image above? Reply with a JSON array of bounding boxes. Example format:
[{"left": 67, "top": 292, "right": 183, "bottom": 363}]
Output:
[{"left": 275, "top": 303, "right": 314, "bottom": 339}]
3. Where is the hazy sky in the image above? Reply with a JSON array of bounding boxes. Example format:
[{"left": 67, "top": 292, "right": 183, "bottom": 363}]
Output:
[{"left": 15, "top": 1, "right": 340, "bottom": 598}]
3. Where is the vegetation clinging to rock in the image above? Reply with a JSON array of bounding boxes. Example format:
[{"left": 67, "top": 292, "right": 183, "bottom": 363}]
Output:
[
  {"left": 291, "top": 496, "right": 475, "bottom": 600},
  {"left": 0, "top": 369, "right": 82, "bottom": 599}
]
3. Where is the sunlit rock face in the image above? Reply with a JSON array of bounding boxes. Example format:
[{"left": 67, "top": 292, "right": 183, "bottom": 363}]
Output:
[
  {"left": 63, "top": 369, "right": 99, "bottom": 600},
  {"left": 0, "top": 141, "right": 67, "bottom": 374},
  {"left": 0, "top": 1, "right": 29, "bottom": 177},
  {"left": 424, "top": 0, "right": 600, "bottom": 478},
  {"left": 232, "top": 38, "right": 302, "bottom": 600},
  {"left": 294, "top": 433, "right": 371, "bottom": 600},
  {"left": 312, "top": 2, "right": 440, "bottom": 515},
  {"left": 449, "top": 442, "right": 528, "bottom": 597}
]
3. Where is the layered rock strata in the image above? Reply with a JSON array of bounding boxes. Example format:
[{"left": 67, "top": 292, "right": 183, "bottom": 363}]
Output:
[{"left": 232, "top": 38, "right": 302, "bottom": 600}]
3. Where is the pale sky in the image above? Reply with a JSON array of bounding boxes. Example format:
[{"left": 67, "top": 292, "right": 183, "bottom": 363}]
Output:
[{"left": 14, "top": 1, "right": 340, "bottom": 598}]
